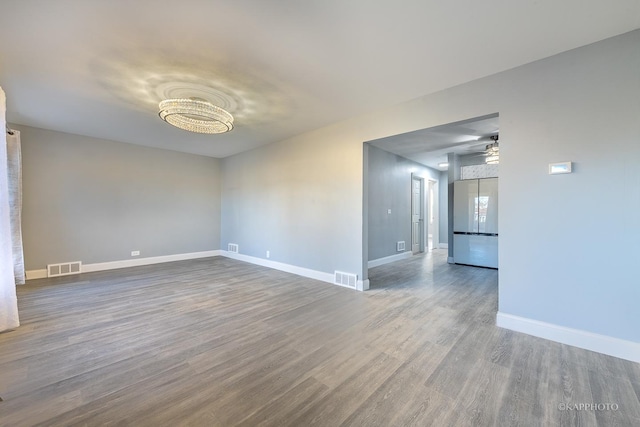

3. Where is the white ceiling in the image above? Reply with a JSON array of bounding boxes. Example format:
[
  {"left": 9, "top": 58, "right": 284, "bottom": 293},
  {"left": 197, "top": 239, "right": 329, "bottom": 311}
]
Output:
[
  {"left": 367, "top": 115, "right": 500, "bottom": 171},
  {"left": 1, "top": 1, "right": 639, "bottom": 158}
]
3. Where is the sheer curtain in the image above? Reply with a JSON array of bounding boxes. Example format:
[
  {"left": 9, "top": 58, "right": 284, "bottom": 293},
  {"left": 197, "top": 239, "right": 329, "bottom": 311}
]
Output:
[
  {"left": 7, "top": 129, "right": 25, "bottom": 285},
  {"left": 0, "top": 86, "right": 20, "bottom": 332}
]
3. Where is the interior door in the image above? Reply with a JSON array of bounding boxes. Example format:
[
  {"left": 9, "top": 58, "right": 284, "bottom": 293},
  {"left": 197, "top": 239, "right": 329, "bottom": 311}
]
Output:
[{"left": 411, "top": 177, "right": 423, "bottom": 254}]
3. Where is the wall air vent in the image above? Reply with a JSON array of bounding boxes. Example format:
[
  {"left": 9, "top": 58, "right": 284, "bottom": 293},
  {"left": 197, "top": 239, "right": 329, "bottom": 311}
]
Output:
[
  {"left": 227, "top": 243, "right": 239, "bottom": 253},
  {"left": 47, "top": 261, "right": 82, "bottom": 278},
  {"left": 397, "top": 241, "right": 406, "bottom": 252},
  {"left": 334, "top": 271, "right": 357, "bottom": 289}
]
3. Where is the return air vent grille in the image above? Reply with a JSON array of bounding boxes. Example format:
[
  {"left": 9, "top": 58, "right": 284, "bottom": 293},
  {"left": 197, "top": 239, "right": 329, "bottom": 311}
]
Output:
[
  {"left": 227, "top": 243, "right": 239, "bottom": 253},
  {"left": 397, "top": 241, "right": 406, "bottom": 252},
  {"left": 47, "top": 261, "right": 82, "bottom": 278},
  {"left": 334, "top": 271, "right": 357, "bottom": 289}
]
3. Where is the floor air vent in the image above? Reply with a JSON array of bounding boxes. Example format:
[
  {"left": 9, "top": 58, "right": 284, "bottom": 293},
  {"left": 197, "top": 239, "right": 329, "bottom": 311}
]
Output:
[
  {"left": 47, "top": 261, "right": 82, "bottom": 278},
  {"left": 334, "top": 271, "right": 357, "bottom": 288},
  {"left": 227, "top": 243, "right": 239, "bottom": 253},
  {"left": 397, "top": 241, "right": 406, "bottom": 252}
]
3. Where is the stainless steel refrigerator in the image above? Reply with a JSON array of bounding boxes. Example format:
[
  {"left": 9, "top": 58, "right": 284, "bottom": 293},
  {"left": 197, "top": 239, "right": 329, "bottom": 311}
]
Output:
[{"left": 453, "top": 178, "right": 498, "bottom": 268}]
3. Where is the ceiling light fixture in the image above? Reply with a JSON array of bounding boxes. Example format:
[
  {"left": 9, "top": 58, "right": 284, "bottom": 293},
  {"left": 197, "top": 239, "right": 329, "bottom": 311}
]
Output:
[
  {"left": 485, "top": 135, "right": 499, "bottom": 164},
  {"left": 158, "top": 98, "right": 234, "bottom": 134},
  {"left": 438, "top": 162, "right": 449, "bottom": 168}
]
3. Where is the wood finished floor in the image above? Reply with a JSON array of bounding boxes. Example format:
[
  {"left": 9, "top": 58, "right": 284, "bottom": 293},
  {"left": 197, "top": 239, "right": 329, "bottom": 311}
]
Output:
[{"left": 1, "top": 250, "right": 639, "bottom": 426}]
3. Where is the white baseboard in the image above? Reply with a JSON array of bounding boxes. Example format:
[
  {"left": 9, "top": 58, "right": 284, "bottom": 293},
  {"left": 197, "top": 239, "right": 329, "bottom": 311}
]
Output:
[
  {"left": 447, "top": 257, "right": 455, "bottom": 264},
  {"left": 221, "top": 251, "right": 365, "bottom": 291},
  {"left": 497, "top": 312, "right": 640, "bottom": 363},
  {"left": 26, "top": 269, "right": 47, "bottom": 280},
  {"left": 26, "top": 250, "right": 222, "bottom": 280},
  {"left": 368, "top": 251, "right": 412, "bottom": 268},
  {"left": 27, "top": 249, "right": 365, "bottom": 293}
]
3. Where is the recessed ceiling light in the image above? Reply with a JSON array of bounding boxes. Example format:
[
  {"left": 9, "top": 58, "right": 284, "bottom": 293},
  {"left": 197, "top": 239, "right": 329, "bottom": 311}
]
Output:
[{"left": 438, "top": 162, "right": 449, "bottom": 168}]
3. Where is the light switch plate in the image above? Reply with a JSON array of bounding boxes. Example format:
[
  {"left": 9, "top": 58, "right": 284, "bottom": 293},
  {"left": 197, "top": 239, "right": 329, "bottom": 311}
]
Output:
[{"left": 549, "top": 162, "right": 572, "bottom": 174}]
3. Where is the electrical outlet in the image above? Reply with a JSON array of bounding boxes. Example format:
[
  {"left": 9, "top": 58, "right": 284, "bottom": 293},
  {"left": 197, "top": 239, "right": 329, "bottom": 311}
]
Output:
[
  {"left": 131, "top": 250, "right": 140, "bottom": 256},
  {"left": 266, "top": 250, "right": 270, "bottom": 259}
]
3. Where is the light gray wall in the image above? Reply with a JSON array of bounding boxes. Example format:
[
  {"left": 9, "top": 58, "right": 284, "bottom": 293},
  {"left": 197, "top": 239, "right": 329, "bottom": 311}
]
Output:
[
  {"left": 17, "top": 125, "right": 221, "bottom": 270},
  {"left": 220, "top": 29, "right": 640, "bottom": 343},
  {"left": 366, "top": 144, "right": 439, "bottom": 261},
  {"left": 438, "top": 170, "right": 448, "bottom": 245},
  {"left": 220, "top": 128, "right": 364, "bottom": 275},
  {"left": 496, "top": 31, "right": 640, "bottom": 342}
]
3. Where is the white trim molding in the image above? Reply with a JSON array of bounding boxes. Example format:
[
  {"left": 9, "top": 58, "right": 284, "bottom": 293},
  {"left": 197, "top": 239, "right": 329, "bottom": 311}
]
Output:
[
  {"left": 368, "top": 251, "right": 412, "bottom": 268},
  {"left": 222, "top": 250, "right": 334, "bottom": 283},
  {"left": 26, "top": 269, "right": 47, "bottom": 280},
  {"left": 27, "top": 249, "right": 367, "bottom": 293},
  {"left": 26, "top": 250, "right": 222, "bottom": 279},
  {"left": 221, "top": 251, "right": 366, "bottom": 291},
  {"left": 83, "top": 250, "right": 222, "bottom": 273},
  {"left": 497, "top": 312, "right": 640, "bottom": 363}
]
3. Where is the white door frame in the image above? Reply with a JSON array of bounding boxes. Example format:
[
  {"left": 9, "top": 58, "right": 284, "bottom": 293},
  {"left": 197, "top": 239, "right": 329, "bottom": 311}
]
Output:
[
  {"left": 411, "top": 175, "right": 425, "bottom": 254},
  {"left": 427, "top": 179, "right": 439, "bottom": 251}
]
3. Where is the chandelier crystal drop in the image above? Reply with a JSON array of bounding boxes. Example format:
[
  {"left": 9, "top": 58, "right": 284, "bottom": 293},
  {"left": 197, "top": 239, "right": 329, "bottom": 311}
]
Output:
[{"left": 158, "top": 98, "right": 234, "bottom": 134}]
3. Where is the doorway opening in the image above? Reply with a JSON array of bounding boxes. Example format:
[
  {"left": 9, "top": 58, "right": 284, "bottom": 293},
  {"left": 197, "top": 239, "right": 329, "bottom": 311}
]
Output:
[
  {"left": 427, "top": 179, "right": 437, "bottom": 251},
  {"left": 363, "top": 113, "right": 499, "bottom": 287},
  {"left": 411, "top": 176, "right": 424, "bottom": 254},
  {"left": 412, "top": 176, "right": 439, "bottom": 255}
]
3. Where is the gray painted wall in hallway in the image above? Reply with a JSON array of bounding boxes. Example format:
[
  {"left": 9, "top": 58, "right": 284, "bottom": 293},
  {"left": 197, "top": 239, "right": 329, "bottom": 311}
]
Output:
[
  {"left": 366, "top": 144, "right": 440, "bottom": 261},
  {"left": 18, "top": 125, "right": 221, "bottom": 270}
]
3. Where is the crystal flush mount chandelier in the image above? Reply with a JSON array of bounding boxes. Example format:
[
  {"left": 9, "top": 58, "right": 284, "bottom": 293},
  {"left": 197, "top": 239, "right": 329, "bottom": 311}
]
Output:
[{"left": 158, "top": 98, "right": 234, "bottom": 134}]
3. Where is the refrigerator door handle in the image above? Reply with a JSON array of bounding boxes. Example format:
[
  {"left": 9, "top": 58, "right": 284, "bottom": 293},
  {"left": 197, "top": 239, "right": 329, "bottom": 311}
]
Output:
[{"left": 453, "top": 232, "right": 498, "bottom": 237}]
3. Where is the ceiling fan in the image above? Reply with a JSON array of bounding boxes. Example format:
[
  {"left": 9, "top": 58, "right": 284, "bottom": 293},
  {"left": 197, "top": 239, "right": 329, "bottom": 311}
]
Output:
[{"left": 466, "top": 134, "right": 499, "bottom": 164}]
